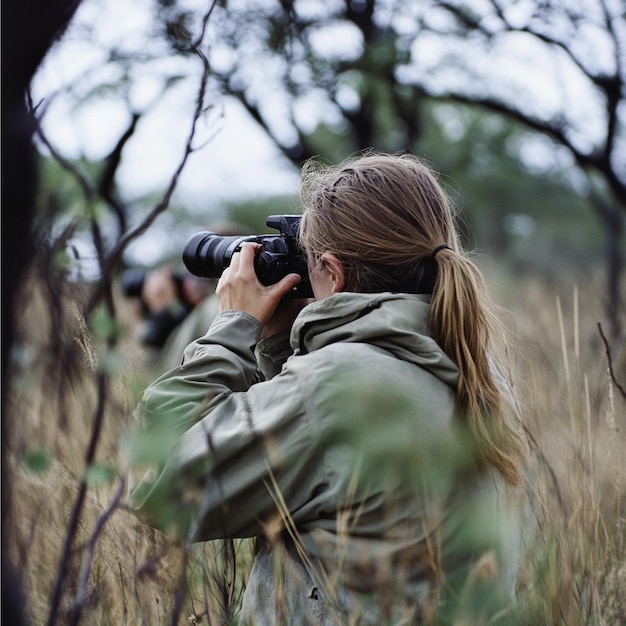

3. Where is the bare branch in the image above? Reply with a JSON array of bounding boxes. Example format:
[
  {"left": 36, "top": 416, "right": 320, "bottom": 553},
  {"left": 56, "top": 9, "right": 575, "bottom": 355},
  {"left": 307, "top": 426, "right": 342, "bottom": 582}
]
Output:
[
  {"left": 599, "top": 0, "right": 625, "bottom": 159},
  {"left": 425, "top": 91, "right": 626, "bottom": 207},
  {"left": 438, "top": 1, "right": 492, "bottom": 36},
  {"left": 33, "top": 117, "right": 96, "bottom": 205},
  {"left": 597, "top": 322, "right": 626, "bottom": 400},
  {"left": 441, "top": 0, "right": 614, "bottom": 91},
  {"left": 190, "top": 0, "right": 218, "bottom": 49},
  {"left": 601, "top": 0, "right": 625, "bottom": 80},
  {"left": 84, "top": 5, "right": 217, "bottom": 314},
  {"left": 104, "top": 47, "right": 211, "bottom": 268},
  {"left": 69, "top": 478, "right": 126, "bottom": 625},
  {"left": 169, "top": 541, "right": 191, "bottom": 626},
  {"left": 435, "top": 0, "right": 624, "bottom": 175},
  {"left": 47, "top": 346, "right": 113, "bottom": 626},
  {"left": 98, "top": 113, "right": 141, "bottom": 237}
]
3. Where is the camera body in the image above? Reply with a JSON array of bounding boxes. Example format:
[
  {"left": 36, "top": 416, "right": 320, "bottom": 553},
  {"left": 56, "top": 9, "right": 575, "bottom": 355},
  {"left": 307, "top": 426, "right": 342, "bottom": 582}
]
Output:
[{"left": 182, "top": 215, "right": 312, "bottom": 298}]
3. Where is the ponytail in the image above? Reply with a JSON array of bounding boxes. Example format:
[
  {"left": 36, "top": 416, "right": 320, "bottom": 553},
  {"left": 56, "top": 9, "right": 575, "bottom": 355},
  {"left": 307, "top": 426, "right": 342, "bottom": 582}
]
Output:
[{"left": 429, "top": 248, "right": 526, "bottom": 487}]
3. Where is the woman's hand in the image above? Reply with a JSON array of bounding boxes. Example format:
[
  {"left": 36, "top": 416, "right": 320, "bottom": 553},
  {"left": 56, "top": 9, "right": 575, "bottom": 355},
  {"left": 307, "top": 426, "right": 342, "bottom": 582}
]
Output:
[{"left": 216, "top": 243, "right": 302, "bottom": 327}]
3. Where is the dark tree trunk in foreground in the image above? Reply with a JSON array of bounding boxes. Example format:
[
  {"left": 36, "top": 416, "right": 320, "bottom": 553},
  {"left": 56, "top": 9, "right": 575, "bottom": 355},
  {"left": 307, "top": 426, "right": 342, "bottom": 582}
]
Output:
[{"left": 1, "top": 1, "right": 83, "bottom": 623}]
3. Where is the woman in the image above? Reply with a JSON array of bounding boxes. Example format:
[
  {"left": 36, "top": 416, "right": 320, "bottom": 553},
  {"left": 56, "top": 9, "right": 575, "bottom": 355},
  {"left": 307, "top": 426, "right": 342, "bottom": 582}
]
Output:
[{"left": 130, "top": 153, "right": 528, "bottom": 625}]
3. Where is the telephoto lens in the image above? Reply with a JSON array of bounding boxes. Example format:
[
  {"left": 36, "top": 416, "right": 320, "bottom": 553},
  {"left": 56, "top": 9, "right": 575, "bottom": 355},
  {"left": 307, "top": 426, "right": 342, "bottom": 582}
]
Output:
[
  {"left": 182, "top": 232, "right": 256, "bottom": 279},
  {"left": 182, "top": 215, "right": 312, "bottom": 298}
]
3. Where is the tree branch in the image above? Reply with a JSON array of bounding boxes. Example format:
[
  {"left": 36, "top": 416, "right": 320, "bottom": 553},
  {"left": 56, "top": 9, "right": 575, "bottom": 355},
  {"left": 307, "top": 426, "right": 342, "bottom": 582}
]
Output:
[
  {"left": 425, "top": 91, "right": 626, "bottom": 207},
  {"left": 105, "top": 47, "right": 212, "bottom": 265},
  {"left": 84, "top": 10, "right": 216, "bottom": 315},
  {"left": 437, "top": 0, "right": 624, "bottom": 194},
  {"left": 46, "top": 332, "right": 113, "bottom": 626},
  {"left": 98, "top": 113, "right": 141, "bottom": 237},
  {"left": 597, "top": 322, "right": 626, "bottom": 400},
  {"left": 68, "top": 478, "right": 126, "bottom": 625},
  {"left": 32, "top": 108, "right": 96, "bottom": 205}
]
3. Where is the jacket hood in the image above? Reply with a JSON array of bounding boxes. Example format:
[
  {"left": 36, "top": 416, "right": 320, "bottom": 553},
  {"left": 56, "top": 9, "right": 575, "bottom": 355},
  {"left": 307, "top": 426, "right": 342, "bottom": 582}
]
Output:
[{"left": 291, "top": 292, "right": 459, "bottom": 389}]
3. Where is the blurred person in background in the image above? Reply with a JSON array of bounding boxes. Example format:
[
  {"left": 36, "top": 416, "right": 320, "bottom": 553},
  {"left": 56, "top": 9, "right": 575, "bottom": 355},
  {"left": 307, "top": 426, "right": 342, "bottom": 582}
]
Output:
[{"left": 122, "top": 221, "right": 249, "bottom": 371}]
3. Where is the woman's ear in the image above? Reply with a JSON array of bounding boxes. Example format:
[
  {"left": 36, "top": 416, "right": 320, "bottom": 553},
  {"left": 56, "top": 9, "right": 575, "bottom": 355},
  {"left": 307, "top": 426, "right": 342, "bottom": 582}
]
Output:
[{"left": 321, "top": 253, "right": 345, "bottom": 293}]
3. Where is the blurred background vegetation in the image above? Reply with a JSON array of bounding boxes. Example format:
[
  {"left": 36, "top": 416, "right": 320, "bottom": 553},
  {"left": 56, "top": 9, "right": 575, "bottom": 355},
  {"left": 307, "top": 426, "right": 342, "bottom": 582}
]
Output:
[{"left": 23, "top": 0, "right": 624, "bottom": 328}]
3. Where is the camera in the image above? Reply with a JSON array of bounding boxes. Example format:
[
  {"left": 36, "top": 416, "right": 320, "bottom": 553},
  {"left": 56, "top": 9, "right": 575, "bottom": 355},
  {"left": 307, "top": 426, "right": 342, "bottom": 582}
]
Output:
[{"left": 182, "top": 215, "right": 312, "bottom": 298}]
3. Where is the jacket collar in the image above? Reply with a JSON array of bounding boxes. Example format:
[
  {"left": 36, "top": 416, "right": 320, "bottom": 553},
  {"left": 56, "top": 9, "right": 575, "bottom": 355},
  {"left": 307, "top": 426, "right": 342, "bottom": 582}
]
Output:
[{"left": 291, "top": 292, "right": 459, "bottom": 388}]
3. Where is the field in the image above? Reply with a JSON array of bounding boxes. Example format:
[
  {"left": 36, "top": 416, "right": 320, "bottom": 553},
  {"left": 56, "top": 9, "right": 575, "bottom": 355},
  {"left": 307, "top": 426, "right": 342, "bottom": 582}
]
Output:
[{"left": 5, "top": 268, "right": 626, "bottom": 625}]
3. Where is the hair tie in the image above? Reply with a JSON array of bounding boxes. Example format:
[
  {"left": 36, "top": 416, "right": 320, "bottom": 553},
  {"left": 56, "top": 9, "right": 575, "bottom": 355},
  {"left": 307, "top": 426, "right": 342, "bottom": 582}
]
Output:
[{"left": 431, "top": 244, "right": 452, "bottom": 259}]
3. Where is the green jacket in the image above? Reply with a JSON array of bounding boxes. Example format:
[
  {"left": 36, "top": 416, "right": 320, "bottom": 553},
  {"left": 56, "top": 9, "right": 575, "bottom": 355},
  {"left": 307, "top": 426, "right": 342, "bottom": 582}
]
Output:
[{"left": 130, "top": 292, "right": 524, "bottom": 625}]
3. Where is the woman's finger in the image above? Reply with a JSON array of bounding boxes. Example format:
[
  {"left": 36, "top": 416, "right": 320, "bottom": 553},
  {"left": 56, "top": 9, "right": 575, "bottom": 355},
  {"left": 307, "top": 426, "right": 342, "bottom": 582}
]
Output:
[
  {"left": 268, "top": 273, "right": 302, "bottom": 300},
  {"left": 227, "top": 248, "right": 241, "bottom": 272},
  {"left": 234, "top": 242, "right": 261, "bottom": 277}
]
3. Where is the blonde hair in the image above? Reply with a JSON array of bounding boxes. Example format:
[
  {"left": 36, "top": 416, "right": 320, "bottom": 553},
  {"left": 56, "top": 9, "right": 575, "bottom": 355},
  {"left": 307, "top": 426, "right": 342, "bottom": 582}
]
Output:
[{"left": 299, "top": 152, "right": 526, "bottom": 486}]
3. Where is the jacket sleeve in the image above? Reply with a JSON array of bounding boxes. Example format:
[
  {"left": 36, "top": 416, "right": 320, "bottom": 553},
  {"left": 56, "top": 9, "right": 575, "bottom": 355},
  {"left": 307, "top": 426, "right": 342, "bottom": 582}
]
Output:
[{"left": 128, "top": 310, "right": 329, "bottom": 542}]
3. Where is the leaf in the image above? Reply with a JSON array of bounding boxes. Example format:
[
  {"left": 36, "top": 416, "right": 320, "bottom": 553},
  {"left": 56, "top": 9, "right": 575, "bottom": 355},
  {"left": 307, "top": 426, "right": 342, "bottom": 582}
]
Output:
[
  {"left": 322, "top": 368, "right": 475, "bottom": 494},
  {"left": 98, "top": 348, "right": 124, "bottom": 374},
  {"left": 85, "top": 463, "right": 116, "bottom": 486},
  {"left": 52, "top": 247, "right": 71, "bottom": 270},
  {"left": 89, "top": 306, "right": 124, "bottom": 340},
  {"left": 22, "top": 449, "right": 51, "bottom": 474},
  {"left": 123, "top": 416, "right": 181, "bottom": 467}
]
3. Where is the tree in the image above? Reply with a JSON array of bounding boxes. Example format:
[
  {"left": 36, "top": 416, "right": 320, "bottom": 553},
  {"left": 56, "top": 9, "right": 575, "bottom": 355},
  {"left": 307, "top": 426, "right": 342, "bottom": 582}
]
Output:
[
  {"left": 171, "top": 0, "right": 623, "bottom": 332},
  {"left": 31, "top": 0, "right": 624, "bottom": 332},
  {"left": 7, "top": 2, "right": 625, "bottom": 622},
  {"left": 415, "top": 0, "right": 625, "bottom": 333},
  {"left": 5, "top": 2, "right": 220, "bottom": 621},
  {"left": 3, "top": 1, "right": 86, "bottom": 623}
]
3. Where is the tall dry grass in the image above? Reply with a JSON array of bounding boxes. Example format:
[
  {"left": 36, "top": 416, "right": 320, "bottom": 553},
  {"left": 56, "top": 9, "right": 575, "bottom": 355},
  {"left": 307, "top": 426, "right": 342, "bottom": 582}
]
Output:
[
  {"left": 495, "top": 271, "right": 626, "bottom": 625},
  {"left": 5, "top": 268, "right": 625, "bottom": 625}
]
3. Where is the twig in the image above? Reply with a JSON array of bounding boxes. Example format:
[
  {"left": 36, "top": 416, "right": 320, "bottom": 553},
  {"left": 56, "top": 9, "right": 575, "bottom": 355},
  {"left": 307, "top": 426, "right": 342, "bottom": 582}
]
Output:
[
  {"left": 597, "top": 322, "right": 626, "bottom": 400},
  {"left": 105, "top": 17, "right": 215, "bottom": 267},
  {"left": 69, "top": 478, "right": 126, "bottom": 625},
  {"left": 169, "top": 542, "right": 191, "bottom": 626},
  {"left": 32, "top": 115, "right": 96, "bottom": 204},
  {"left": 98, "top": 113, "right": 141, "bottom": 237},
  {"left": 85, "top": 39, "right": 214, "bottom": 315},
  {"left": 45, "top": 6, "right": 217, "bottom": 624},
  {"left": 46, "top": 342, "right": 112, "bottom": 626}
]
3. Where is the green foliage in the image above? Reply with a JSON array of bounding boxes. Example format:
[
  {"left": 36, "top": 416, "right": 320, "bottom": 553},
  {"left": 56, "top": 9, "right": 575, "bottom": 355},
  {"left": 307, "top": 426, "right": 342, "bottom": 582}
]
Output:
[
  {"left": 225, "top": 195, "right": 302, "bottom": 234},
  {"left": 21, "top": 448, "right": 51, "bottom": 474},
  {"left": 300, "top": 122, "right": 356, "bottom": 164},
  {"left": 52, "top": 246, "right": 72, "bottom": 272},
  {"left": 89, "top": 306, "right": 124, "bottom": 341},
  {"left": 97, "top": 348, "right": 125, "bottom": 374},
  {"left": 123, "top": 413, "right": 201, "bottom": 537},
  {"left": 415, "top": 103, "right": 605, "bottom": 272},
  {"left": 123, "top": 413, "right": 182, "bottom": 468},
  {"left": 85, "top": 463, "right": 116, "bottom": 486},
  {"left": 325, "top": 369, "right": 475, "bottom": 494}
]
